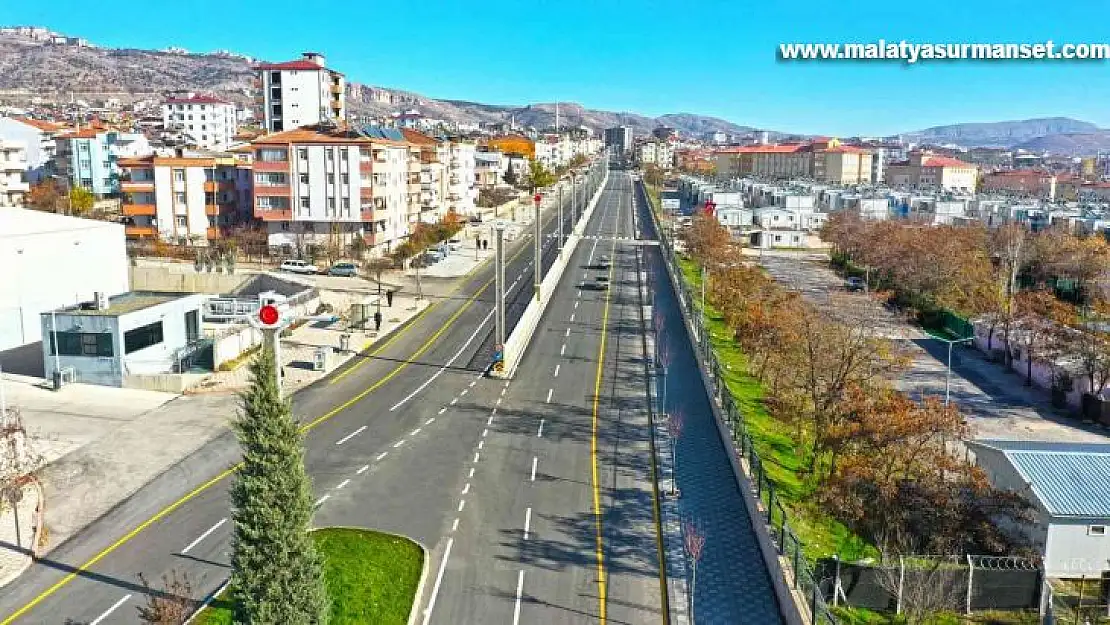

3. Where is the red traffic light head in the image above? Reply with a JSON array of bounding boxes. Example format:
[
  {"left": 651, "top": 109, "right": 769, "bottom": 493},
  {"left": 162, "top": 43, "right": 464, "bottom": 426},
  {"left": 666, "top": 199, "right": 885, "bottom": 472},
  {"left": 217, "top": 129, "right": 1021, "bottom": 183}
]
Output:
[
  {"left": 258, "top": 304, "right": 280, "bottom": 327},
  {"left": 533, "top": 193, "right": 542, "bottom": 204}
]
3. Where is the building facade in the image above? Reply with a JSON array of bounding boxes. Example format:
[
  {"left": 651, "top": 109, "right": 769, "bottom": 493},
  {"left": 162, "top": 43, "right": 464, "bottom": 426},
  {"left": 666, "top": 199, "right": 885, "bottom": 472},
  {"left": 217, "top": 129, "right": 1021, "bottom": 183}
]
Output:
[
  {"left": 0, "top": 116, "right": 65, "bottom": 182},
  {"left": 251, "top": 126, "right": 409, "bottom": 255},
  {"left": 119, "top": 153, "right": 253, "bottom": 244},
  {"left": 604, "top": 126, "right": 633, "bottom": 155},
  {"left": 820, "top": 146, "right": 874, "bottom": 184},
  {"left": 55, "top": 129, "right": 119, "bottom": 196},
  {"left": 0, "top": 139, "right": 28, "bottom": 206},
  {"left": 885, "top": 152, "right": 979, "bottom": 192},
  {"left": 980, "top": 170, "right": 1058, "bottom": 199},
  {"left": 161, "top": 93, "right": 238, "bottom": 151},
  {"left": 256, "top": 52, "right": 346, "bottom": 133},
  {"left": 475, "top": 151, "right": 507, "bottom": 189}
]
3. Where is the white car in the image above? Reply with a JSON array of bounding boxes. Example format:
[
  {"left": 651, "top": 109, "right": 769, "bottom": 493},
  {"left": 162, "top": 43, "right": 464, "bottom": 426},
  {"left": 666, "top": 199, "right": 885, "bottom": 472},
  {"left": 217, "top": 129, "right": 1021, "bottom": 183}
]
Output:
[{"left": 279, "top": 259, "right": 319, "bottom": 275}]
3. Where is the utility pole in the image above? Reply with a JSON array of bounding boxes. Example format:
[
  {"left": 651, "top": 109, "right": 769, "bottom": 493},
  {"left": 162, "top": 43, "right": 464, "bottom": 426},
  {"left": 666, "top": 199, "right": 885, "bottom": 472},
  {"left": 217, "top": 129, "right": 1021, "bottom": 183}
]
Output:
[
  {"left": 495, "top": 222, "right": 506, "bottom": 347},
  {"left": 558, "top": 184, "right": 564, "bottom": 253},
  {"left": 533, "top": 193, "right": 542, "bottom": 302}
]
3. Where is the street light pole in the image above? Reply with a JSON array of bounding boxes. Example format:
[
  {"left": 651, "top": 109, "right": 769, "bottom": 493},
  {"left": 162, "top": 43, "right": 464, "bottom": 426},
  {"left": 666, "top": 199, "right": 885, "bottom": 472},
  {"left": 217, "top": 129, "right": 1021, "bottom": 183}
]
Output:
[
  {"left": 558, "top": 184, "right": 564, "bottom": 253},
  {"left": 931, "top": 334, "right": 975, "bottom": 406},
  {"left": 533, "top": 193, "right": 542, "bottom": 302}
]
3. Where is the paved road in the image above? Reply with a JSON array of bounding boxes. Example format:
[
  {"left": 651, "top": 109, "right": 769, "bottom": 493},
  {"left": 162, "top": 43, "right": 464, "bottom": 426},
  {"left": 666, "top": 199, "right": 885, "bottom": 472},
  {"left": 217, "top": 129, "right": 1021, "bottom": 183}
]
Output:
[
  {"left": 418, "top": 172, "right": 668, "bottom": 624},
  {"left": 757, "top": 252, "right": 1110, "bottom": 444},
  {"left": 0, "top": 163, "right": 605, "bottom": 624}
]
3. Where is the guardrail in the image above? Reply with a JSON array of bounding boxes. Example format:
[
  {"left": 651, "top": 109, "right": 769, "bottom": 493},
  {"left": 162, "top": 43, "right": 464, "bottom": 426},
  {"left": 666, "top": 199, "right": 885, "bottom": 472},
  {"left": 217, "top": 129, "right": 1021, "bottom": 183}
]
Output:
[{"left": 639, "top": 180, "right": 838, "bottom": 625}]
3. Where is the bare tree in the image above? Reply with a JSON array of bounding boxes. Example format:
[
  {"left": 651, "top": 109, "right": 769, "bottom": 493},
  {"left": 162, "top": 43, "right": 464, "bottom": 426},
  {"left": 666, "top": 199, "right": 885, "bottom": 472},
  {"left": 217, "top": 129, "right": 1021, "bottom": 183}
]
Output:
[
  {"left": 136, "top": 570, "right": 198, "bottom": 625},
  {"left": 666, "top": 411, "right": 684, "bottom": 496},
  {"left": 0, "top": 406, "right": 45, "bottom": 556},
  {"left": 874, "top": 553, "right": 964, "bottom": 625},
  {"left": 683, "top": 519, "right": 707, "bottom": 624}
]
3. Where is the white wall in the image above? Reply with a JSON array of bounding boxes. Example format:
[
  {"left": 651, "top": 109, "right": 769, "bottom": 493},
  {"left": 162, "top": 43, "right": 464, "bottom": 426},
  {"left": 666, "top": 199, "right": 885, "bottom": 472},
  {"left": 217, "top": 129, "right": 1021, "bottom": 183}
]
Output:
[
  {"left": 1046, "top": 519, "right": 1110, "bottom": 578},
  {"left": 0, "top": 215, "right": 129, "bottom": 351}
]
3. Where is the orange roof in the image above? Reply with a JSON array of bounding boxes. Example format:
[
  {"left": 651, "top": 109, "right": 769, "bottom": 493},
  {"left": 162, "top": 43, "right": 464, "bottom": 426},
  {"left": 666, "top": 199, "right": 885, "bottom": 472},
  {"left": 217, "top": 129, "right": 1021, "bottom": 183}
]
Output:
[
  {"left": 58, "top": 128, "right": 104, "bottom": 139},
  {"left": 728, "top": 144, "right": 808, "bottom": 154},
  {"left": 922, "top": 156, "right": 975, "bottom": 169},
  {"left": 824, "top": 145, "right": 869, "bottom": 154},
  {"left": 400, "top": 128, "right": 439, "bottom": 146},
  {"left": 252, "top": 125, "right": 407, "bottom": 147},
  {"left": 13, "top": 117, "right": 66, "bottom": 132}
]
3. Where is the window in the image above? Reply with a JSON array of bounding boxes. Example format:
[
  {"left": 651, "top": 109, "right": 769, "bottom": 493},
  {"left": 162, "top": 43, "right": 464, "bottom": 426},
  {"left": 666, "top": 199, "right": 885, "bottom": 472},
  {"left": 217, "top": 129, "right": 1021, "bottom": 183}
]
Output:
[
  {"left": 299, "top": 173, "right": 309, "bottom": 184},
  {"left": 300, "top": 197, "right": 310, "bottom": 209},
  {"left": 1091, "top": 525, "right": 1106, "bottom": 536},
  {"left": 297, "top": 148, "right": 308, "bottom": 160},
  {"left": 174, "top": 192, "right": 186, "bottom": 205},
  {"left": 340, "top": 173, "right": 349, "bottom": 185},
  {"left": 326, "top": 150, "right": 334, "bottom": 161},
  {"left": 50, "top": 332, "right": 113, "bottom": 357},
  {"left": 176, "top": 215, "right": 187, "bottom": 227},
  {"left": 342, "top": 198, "right": 350, "bottom": 210},
  {"left": 124, "top": 321, "right": 164, "bottom": 354},
  {"left": 327, "top": 198, "right": 336, "bottom": 209},
  {"left": 187, "top": 115, "right": 193, "bottom": 121},
  {"left": 254, "top": 172, "right": 287, "bottom": 186},
  {"left": 257, "top": 149, "right": 288, "bottom": 163}
]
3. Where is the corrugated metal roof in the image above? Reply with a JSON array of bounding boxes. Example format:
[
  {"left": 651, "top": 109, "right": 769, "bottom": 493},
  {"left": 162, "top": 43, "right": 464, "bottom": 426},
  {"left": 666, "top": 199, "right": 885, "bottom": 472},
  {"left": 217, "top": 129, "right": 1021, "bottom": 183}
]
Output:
[{"left": 974, "top": 440, "right": 1110, "bottom": 518}]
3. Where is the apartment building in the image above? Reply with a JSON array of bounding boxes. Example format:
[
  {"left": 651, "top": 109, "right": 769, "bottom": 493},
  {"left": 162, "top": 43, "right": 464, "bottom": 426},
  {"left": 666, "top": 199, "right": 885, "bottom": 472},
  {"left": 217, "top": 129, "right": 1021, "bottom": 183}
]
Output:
[
  {"left": 55, "top": 129, "right": 120, "bottom": 196},
  {"left": 400, "top": 129, "right": 442, "bottom": 224},
  {"left": 475, "top": 151, "right": 507, "bottom": 189},
  {"left": 251, "top": 125, "right": 409, "bottom": 255},
  {"left": 443, "top": 140, "right": 477, "bottom": 217},
  {"left": 161, "top": 93, "right": 238, "bottom": 151},
  {"left": 118, "top": 152, "right": 252, "bottom": 244},
  {"left": 713, "top": 145, "right": 812, "bottom": 179},
  {"left": 885, "top": 151, "right": 979, "bottom": 192},
  {"left": 0, "top": 139, "right": 29, "bottom": 206},
  {"left": 604, "top": 126, "right": 633, "bottom": 155},
  {"left": 256, "top": 52, "right": 346, "bottom": 133},
  {"left": 637, "top": 140, "right": 675, "bottom": 169},
  {"left": 0, "top": 116, "right": 66, "bottom": 181},
  {"left": 980, "top": 170, "right": 1058, "bottom": 200},
  {"left": 819, "top": 145, "right": 874, "bottom": 184}
]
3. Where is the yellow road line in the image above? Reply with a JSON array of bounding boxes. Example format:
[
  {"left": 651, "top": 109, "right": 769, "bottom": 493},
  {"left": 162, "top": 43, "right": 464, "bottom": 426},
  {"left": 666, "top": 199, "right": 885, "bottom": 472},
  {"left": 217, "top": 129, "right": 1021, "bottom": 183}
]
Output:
[
  {"left": 2, "top": 214, "right": 558, "bottom": 624},
  {"left": 590, "top": 216, "right": 620, "bottom": 625}
]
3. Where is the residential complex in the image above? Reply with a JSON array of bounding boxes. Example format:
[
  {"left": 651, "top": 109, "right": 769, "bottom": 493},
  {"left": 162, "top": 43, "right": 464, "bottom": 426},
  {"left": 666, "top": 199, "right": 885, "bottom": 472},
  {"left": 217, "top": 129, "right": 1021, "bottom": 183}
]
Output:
[
  {"left": 0, "top": 139, "right": 29, "bottom": 206},
  {"left": 636, "top": 140, "right": 676, "bottom": 169},
  {"left": 118, "top": 152, "right": 253, "bottom": 244},
  {"left": 250, "top": 125, "right": 409, "bottom": 255},
  {"left": 474, "top": 151, "right": 507, "bottom": 188},
  {"left": 161, "top": 93, "right": 238, "bottom": 151},
  {"left": 256, "top": 52, "right": 346, "bottom": 133},
  {"left": 885, "top": 152, "right": 979, "bottom": 192},
  {"left": 54, "top": 128, "right": 153, "bottom": 197}
]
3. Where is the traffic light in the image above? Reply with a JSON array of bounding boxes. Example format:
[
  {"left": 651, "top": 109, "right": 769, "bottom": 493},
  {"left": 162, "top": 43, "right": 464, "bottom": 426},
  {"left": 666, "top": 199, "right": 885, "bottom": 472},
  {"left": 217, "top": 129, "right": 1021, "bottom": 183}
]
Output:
[{"left": 257, "top": 304, "right": 282, "bottom": 329}]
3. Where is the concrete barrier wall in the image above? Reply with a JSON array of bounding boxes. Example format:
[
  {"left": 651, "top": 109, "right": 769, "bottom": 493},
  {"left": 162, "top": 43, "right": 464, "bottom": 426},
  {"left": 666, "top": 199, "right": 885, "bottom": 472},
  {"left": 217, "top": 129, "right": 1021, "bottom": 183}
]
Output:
[
  {"left": 500, "top": 172, "right": 609, "bottom": 378},
  {"left": 211, "top": 324, "right": 263, "bottom": 369},
  {"left": 129, "top": 265, "right": 249, "bottom": 294},
  {"left": 123, "top": 372, "right": 207, "bottom": 394}
]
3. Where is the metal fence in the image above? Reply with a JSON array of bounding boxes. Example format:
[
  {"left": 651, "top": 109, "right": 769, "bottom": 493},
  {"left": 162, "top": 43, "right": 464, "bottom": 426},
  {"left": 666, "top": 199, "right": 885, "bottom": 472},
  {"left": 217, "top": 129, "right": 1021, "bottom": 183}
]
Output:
[{"left": 639, "top": 180, "right": 838, "bottom": 625}]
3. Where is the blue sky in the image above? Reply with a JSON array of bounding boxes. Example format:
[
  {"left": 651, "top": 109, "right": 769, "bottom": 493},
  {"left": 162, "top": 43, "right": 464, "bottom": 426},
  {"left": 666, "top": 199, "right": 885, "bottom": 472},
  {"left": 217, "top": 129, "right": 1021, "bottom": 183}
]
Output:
[{"left": 4, "top": 0, "right": 1110, "bottom": 136}]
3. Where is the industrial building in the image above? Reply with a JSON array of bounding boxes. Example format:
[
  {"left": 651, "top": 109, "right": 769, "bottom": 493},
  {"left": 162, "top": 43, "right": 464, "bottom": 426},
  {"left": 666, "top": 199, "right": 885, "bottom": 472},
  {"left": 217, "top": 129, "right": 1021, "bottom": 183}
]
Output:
[{"left": 0, "top": 210, "right": 129, "bottom": 373}]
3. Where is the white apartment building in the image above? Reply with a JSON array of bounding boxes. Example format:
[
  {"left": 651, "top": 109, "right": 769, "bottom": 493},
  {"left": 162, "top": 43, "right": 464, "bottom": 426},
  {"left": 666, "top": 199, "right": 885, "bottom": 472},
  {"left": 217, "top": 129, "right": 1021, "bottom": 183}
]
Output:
[
  {"left": 0, "top": 116, "right": 66, "bottom": 181},
  {"left": 161, "top": 93, "right": 238, "bottom": 151},
  {"left": 0, "top": 139, "right": 29, "bottom": 206},
  {"left": 256, "top": 52, "right": 346, "bottom": 133},
  {"left": 251, "top": 126, "right": 408, "bottom": 256},
  {"left": 444, "top": 141, "right": 477, "bottom": 217},
  {"left": 475, "top": 151, "right": 507, "bottom": 189},
  {"left": 637, "top": 141, "right": 675, "bottom": 169},
  {"left": 119, "top": 153, "right": 253, "bottom": 244}
]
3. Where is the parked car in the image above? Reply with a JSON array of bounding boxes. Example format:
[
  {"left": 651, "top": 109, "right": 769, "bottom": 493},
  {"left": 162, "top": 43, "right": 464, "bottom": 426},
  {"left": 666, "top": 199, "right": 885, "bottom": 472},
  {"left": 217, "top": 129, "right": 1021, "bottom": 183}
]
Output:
[
  {"left": 845, "top": 276, "right": 865, "bottom": 292},
  {"left": 279, "top": 259, "right": 319, "bottom": 275},
  {"left": 328, "top": 262, "right": 359, "bottom": 277}
]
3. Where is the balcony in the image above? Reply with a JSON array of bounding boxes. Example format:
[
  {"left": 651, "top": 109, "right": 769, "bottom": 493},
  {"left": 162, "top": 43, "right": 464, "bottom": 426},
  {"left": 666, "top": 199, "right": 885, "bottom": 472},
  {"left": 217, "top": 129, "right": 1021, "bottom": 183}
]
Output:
[
  {"left": 359, "top": 160, "right": 372, "bottom": 173},
  {"left": 408, "top": 182, "right": 421, "bottom": 193},
  {"left": 330, "top": 83, "right": 343, "bottom": 95},
  {"left": 121, "top": 180, "right": 155, "bottom": 193},
  {"left": 254, "top": 208, "right": 292, "bottom": 222},
  {"left": 204, "top": 180, "right": 236, "bottom": 192},
  {"left": 360, "top": 187, "right": 373, "bottom": 198},
  {"left": 125, "top": 225, "right": 157, "bottom": 238},
  {"left": 206, "top": 227, "right": 222, "bottom": 240},
  {"left": 253, "top": 160, "right": 289, "bottom": 172},
  {"left": 122, "top": 203, "right": 156, "bottom": 216},
  {"left": 254, "top": 185, "right": 291, "bottom": 197}
]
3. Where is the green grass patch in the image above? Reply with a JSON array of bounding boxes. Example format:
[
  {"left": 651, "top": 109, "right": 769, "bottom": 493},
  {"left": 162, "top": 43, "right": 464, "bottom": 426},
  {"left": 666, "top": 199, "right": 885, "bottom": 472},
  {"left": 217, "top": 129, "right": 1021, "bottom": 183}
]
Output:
[
  {"left": 198, "top": 528, "right": 424, "bottom": 625},
  {"left": 834, "top": 606, "right": 1039, "bottom": 625},
  {"left": 676, "top": 254, "right": 876, "bottom": 562}
]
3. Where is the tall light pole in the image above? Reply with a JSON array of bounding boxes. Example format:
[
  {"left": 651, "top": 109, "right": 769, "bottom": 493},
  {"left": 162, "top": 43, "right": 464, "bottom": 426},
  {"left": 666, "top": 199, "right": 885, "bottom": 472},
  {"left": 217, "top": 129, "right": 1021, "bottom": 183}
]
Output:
[
  {"left": 495, "top": 222, "right": 506, "bottom": 348},
  {"left": 926, "top": 330, "right": 975, "bottom": 406},
  {"left": 558, "top": 184, "right": 564, "bottom": 253},
  {"left": 533, "top": 192, "right": 542, "bottom": 302}
]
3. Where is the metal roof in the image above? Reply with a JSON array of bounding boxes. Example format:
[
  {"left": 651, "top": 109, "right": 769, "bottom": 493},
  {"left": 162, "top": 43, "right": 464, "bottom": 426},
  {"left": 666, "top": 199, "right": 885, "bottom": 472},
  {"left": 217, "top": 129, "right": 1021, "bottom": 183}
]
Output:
[
  {"left": 973, "top": 440, "right": 1110, "bottom": 518},
  {"left": 355, "top": 125, "right": 405, "bottom": 142}
]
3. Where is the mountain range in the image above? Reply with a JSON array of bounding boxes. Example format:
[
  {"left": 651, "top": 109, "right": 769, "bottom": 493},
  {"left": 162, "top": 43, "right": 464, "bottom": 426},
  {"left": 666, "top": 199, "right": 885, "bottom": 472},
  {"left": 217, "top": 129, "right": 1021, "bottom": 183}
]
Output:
[{"left": 2, "top": 26, "right": 1109, "bottom": 155}]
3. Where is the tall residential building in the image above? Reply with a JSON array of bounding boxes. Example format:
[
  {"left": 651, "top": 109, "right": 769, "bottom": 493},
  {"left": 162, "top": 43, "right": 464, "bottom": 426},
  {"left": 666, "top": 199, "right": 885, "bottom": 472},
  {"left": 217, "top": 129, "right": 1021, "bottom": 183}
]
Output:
[
  {"left": 55, "top": 129, "right": 120, "bottom": 196},
  {"left": 250, "top": 125, "right": 409, "bottom": 255},
  {"left": 443, "top": 141, "right": 477, "bottom": 217},
  {"left": 118, "top": 152, "right": 253, "bottom": 244},
  {"left": 0, "top": 116, "right": 67, "bottom": 182},
  {"left": 401, "top": 130, "right": 479, "bottom": 221},
  {"left": 0, "top": 139, "right": 29, "bottom": 206},
  {"left": 255, "top": 52, "right": 346, "bottom": 133},
  {"left": 604, "top": 126, "right": 633, "bottom": 155},
  {"left": 818, "top": 146, "right": 874, "bottom": 185},
  {"left": 161, "top": 93, "right": 239, "bottom": 151},
  {"left": 474, "top": 151, "right": 507, "bottom": 189}
]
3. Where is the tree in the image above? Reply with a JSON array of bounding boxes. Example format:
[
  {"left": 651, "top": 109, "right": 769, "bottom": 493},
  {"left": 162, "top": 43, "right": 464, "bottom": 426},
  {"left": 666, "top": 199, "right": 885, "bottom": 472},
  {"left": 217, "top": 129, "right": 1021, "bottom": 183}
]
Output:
[
  {"left": 229, "top": 347, "right": 329, "bottom": 624},
  {"left": 1012, "top": 289, "right": 1074, "bottom": 385},
  {"left": 1, "top": 406, "right": 44, "bottom": 559},
  {"left": 67, "top": 186, "right": 95, "bottom": 215},
  {"left": 27, "top": 181, "right": 64, "bottom": 212},
  {"left": 137, "top": 570, "right": 196, "bottom": 625},
  {"left": 502, "top": 165, "right": 519, "bottom": 188},
  {"left": 684, "top": 211, "right": 730, "bottom": 266},
  {"left": 568, "top": 153, "right": 589, "bottom": 170},
  {"left": 525, "top": 159, "right": 556, "bottom": 191}
]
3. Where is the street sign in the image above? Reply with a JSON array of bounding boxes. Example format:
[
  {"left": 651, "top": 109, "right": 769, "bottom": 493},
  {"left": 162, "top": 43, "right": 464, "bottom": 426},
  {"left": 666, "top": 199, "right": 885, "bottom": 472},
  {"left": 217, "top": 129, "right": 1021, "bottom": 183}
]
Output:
[{"left": 258, "top": 304, "right": 281, "bottom": 328}]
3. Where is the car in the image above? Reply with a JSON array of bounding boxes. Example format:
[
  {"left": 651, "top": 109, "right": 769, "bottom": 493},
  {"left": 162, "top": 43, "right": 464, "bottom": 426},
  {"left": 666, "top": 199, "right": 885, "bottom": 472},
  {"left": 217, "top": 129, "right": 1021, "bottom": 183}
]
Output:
[
  {"left": 279, "top": 259, "right": 319, "bottom": 275},
  {"left": 845, "top": 276, "right": 865, "bottom": 292},
  {"left": 595, "top": 275, "right": 609, "bottom": 289},
  {"left": 598, "top": 255, "right": 611, "bottom": 269},
  {"left": 328, "top": 262, "right": 358, "bottom": 277}
]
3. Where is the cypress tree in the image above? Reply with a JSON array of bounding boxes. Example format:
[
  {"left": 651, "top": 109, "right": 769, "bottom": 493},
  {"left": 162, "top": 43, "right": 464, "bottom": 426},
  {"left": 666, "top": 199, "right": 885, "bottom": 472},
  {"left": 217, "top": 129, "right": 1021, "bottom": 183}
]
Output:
[{"left": 229, "top": 346, "right": 329, "bottom": 624}]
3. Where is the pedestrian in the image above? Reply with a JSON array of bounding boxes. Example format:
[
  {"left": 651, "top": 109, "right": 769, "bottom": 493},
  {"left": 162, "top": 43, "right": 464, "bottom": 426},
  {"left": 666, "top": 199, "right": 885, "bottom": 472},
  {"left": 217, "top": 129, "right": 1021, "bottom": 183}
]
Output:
[
  {"left": 386, "top": 290, "right": 394, "bottom": 307},
  {"left": 373, "top": 310, "right": 382, "bottom": 331},
  {"left": 482, "top": 239, "right": 488, "bottom": 250}
]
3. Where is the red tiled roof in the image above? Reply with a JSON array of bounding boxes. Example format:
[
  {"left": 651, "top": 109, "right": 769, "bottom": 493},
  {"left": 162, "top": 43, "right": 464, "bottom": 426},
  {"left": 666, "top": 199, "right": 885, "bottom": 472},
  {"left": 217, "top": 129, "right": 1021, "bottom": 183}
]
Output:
[
  {"left": 58, "top": 128, "right": 103, "bottom": 139},
  {"left": 164, "top": 95, "right": 231, "bottom": 105},
  {"left": 922, "top": 156, "right": 975, "bottom": 169},
  {"left": 825, "top": 145, "right": 869, "bottom": 154},
  {"left": 13, "top": 116, "right": 66, "bottom": 132},
  {"left": 254, "top": 60, "right": 327, "bottom": 71},
  {"left": 400, "top": 129, "right": 439, "bottom": 146}
]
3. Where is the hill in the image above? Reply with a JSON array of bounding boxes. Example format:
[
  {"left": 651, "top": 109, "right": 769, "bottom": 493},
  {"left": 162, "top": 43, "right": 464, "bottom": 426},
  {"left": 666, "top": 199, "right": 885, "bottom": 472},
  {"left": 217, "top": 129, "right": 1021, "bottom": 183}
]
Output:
[{"left": 903, "top": 117, "right": 1101, "bottom": 149}]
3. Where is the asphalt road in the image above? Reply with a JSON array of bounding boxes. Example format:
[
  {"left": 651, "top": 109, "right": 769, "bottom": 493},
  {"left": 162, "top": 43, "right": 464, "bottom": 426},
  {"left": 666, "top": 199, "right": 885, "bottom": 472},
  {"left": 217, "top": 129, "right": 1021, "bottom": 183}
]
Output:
[
  {"left": 417, "top": 172, "right": 667, "bottom": 624},
  {"left": 0, "top": 163, "right": 606, "bottom": 624}
]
